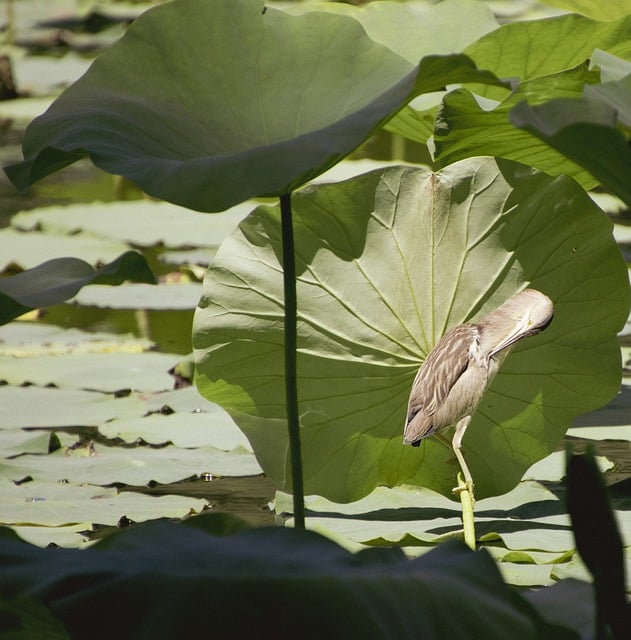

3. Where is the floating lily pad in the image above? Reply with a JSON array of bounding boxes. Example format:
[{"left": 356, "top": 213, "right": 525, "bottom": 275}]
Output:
[
  {"left": 141, "top": 386, "right": 221, "bottom": 414},
  {"left": 551, "top": 546, "right": 631, "bottom": 594},
  {"left": 0, "top": 228, "right": 131, "bottom": 271},
  {"left": 72, "top": 282, "right": 202, "bottom": 310},
  {"left": 99, "top": 411, "right": 252, "bottom": 450},
  {"left": 570, "top": 380, "right": 631, "bottom": 431},
  {"left": 11, "top": 199, "right": 253, "bottom": 249},
  {"left": 0, "top": 386, "right": 146, "bottom": 429},
  {"left": 0, "top": 429, "right": 75, "bottom": 458},
  {"left": 0, "top": 443, "right": 262, "bottom": 485},
  {"left": 496, "top": 562, "right": 557, "bottom": 588},
  {"left": 0, "top": 97, "right": 53, "bottom": 124},
  {"left": 0, "top": 479, "right": 207, "bottom": 528},
  {"left": 0, "top": 322, "right": 154, "bottom": 356},
  {"left": 13, "top": 53, "right": 92, "bottom": 97},
  {"left": 568, "top": 426, "right": 631, "bottom": 441},
  {"left": 158, "top": 249, "right": 215, "bottom": 267},
  {"left": 522, "top": 451, "right": 613, "bottom": 482},
  {"left": 276, "top": 477, "right": 572, "bottom": 550},
  {"left": 0, "top": 352, "right": 179, "bottom": 392},
  {"left": 9, "top": 523, "right": 94, "bottom": 549}
]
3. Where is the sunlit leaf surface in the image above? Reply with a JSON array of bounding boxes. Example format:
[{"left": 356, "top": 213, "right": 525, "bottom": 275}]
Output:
[
  {"left": 464, "top": 12, "right": 631, "bottom": 96},
  {"left": 433, "top": 63, "right": 600, "bottom": 188}
]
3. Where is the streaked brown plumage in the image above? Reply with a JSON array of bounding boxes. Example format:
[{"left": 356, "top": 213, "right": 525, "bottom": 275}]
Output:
[{"left": 403, "top": 288, "right": 554, "bottom": 499}]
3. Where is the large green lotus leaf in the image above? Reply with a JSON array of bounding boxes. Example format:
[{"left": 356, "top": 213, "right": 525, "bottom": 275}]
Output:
[
  {"left": 463, "top": 12, "right": 631, "bottom": 99},
  {"left": 432, "top": 63, "right": 600, "bottom": 188},
  {"left": 3, "top": 0, "right": 505, "bottom": 212},
  {"left": 193, "top": 159, "right": 628, "bottom": 502},
  {"left": 510, "top": 74, "right": 631, "bottom": 207},
  {"left": 0, "top": 519, "right": 568, "bottom": 639},
  {"left": 286, "top": 0, "right": 499, "bottom": 157},
  {"left": 387, "top": 12, "right": 631, "bottom": 148}
]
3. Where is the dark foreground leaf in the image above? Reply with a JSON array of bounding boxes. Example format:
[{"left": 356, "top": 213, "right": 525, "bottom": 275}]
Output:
[
  {"left": 566, "top": 450, "right": 631, "bottom": 640},
  {"left": 0, "top": 515, "right": 576, "bottom": 639}
]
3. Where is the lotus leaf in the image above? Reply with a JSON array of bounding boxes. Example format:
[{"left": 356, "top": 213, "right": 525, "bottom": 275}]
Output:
[{"left": 194, "top": 158, "right": 629, "bottom": 502}]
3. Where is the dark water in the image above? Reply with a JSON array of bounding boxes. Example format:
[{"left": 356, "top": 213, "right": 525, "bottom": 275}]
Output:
[{"left": 127, "top": 475, "right": 277, "bottom": 527}]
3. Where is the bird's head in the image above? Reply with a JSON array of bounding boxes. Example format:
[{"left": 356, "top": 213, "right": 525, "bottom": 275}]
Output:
[{"left": 479, "top": 288, "right": 554, "bottom": 357}]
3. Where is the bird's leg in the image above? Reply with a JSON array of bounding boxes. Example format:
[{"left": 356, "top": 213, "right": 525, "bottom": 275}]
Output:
[{"left": 451, "top": 415, "right": 475, "bottom": 504}]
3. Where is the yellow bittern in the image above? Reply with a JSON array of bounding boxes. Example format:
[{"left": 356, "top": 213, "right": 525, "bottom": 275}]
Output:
[{"left": 403, "top": 288, "right": 554, "bottom": 501}]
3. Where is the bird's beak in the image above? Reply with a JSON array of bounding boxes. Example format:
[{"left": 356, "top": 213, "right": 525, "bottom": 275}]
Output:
[{"left": 489, "top": 314, "right": 543, "bottom": 356}]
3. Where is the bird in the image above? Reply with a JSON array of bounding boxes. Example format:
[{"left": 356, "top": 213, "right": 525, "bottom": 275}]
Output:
[{"left": 403, "top": 288, "right": 554, "bottom": 502}]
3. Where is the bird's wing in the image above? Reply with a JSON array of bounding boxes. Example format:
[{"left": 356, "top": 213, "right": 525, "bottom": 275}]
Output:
[{"left": 404, "top": 323, "right": 478, "bottom": 444}]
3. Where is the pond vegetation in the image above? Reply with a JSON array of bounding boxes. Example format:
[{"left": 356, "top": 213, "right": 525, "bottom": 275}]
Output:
[{"left": 1, "top": 0, "right": 631, "bottom": 637}]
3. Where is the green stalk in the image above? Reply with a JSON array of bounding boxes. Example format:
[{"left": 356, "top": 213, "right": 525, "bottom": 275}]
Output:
[
  {"left": 280, "top": 192, "right": 305, "bottom": 530},
  {"left": 458, "top": 472, "right": 476, "bottom": 550}
]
